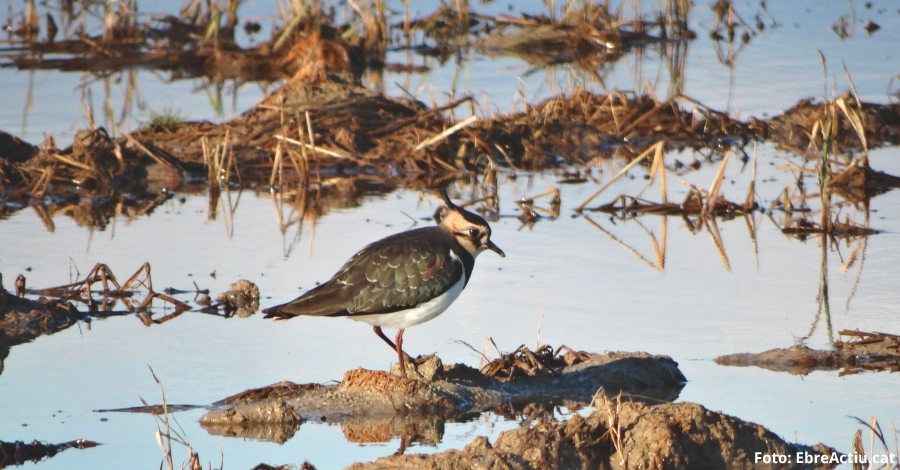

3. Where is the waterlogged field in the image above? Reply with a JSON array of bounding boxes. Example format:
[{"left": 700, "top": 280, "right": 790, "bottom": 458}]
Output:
[{"left": 1, "top": 0, "right": 900, "bottom": 468}]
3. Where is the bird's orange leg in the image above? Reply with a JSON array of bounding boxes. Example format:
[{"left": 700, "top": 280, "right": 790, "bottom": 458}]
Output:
[
  {"left": 373, "top": 326, "right": 412, "bottom": 377},
  {"left": 373, "top": 326, "right": 397, "bottom": 349},
  {"left": 395, "top": 328, "right": 405, "bottom": 374}
]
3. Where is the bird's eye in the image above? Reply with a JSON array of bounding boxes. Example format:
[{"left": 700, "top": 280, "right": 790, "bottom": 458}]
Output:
[{"left": 468, "top": 228, "right": 479, "bottom": 238}]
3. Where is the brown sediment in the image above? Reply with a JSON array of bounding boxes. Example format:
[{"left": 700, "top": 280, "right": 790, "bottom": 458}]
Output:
[
  {"left": 2, "top": 0, "right": 693, "bottom": 80},
  {"left": 344, "top": 399, "right": 838, "bottom": 470},
  {"left": 765, "top": 92, "right": 900, "bottom": 151},
  {"left": 211, "top": 279, "right": 260, "bottom": 318},
  {"left": 780, "top": 218, "right": 880, "bottom": 239},
  {"left": 2, "top": 3, "right": 900, "bottom": 226},
  {"left": 202, "top": 400, "right": 301, "bottom": 444},
  {"left": 0, "top": 438, "right": 99, "bottom": 468},
  {"left": 590, "top": 191, "right": 749, "bottom": 217},
  {"left": 0, "top": 276, "right": 83, "bottom": 377},
  {"left": 715, "top": 330, "right": 900, "bottom": 375},
  {"left": 1, "top": 57, "right": 899, "bottom": 231},
  {"left": 3, "top": 2, "right": 371, "bottom": 83},
  {"left": 826, "top": 155, "right": 900, "bottom": 203},
  {"left": 198, "top": 350, "right": 686, "bottom": 443}
]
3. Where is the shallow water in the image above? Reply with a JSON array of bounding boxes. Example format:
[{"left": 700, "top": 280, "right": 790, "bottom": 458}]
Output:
[
  {"left": 5, "top": 1, "right": 900, "bottom": 141},
  {"left": 2, "top": 0, "right": 900, "bottom": 468},
  {"left": 2, "top": 144, "right": 899, "bottom": 467}
]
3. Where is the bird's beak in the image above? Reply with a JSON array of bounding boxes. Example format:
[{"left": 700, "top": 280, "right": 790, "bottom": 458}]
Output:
[{"left": 486, "top": 240, "right": 505, "bottom": 258}]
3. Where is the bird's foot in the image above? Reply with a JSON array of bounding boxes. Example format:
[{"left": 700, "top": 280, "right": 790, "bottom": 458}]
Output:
[{"left": 390, "top": 353, "right": 444, "bottom": 382}]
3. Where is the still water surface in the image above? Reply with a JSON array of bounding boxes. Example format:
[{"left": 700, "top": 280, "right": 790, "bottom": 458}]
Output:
[
  {"left": 2, "top": 0, "right": 900, "bottom": 468},
  {"left": 2, "top": 144, "right": 899, "bottom": 467}
]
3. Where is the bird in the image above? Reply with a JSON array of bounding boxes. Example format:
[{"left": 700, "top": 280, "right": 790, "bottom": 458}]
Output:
[{"left": 263, "top": 188, "right": 505, "bottom": 376}]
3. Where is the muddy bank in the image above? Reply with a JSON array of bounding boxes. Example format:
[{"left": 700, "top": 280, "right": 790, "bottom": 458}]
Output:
[
  {"left": 199, "top": 349, "right": 685, "bottom": 444},
  {"left": 715, "top": 330, "right": 900, "bottom": 375},
  {"left": 4, "top": 78, "right": 899, "bottom": 207},
  {"left": 198, "top": 347, "right": 839, "bottom": 469},
  {"left": 4, "top": 67, "right": 900, "bottom": 229},
  {"left": 345, "top": 399, "right": 838, "bottom": 470}
]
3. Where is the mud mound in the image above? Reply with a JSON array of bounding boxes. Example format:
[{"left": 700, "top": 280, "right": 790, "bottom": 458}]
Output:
[
  {"left": 715, "top": 330, "right": 900, "bottom": 375},
  {"left": 0, "top": 275, "right": 83, "bottom": 377},
  {"left": 199, "top": 350, "right": 686, "bottom": 443},
  {"left": 0, "top": 438, "right": 99, "bottom": 468},
  {"left": 764, "top": 93, "right": 900, "bottom": 151},
  {"left": 346, "top": 400, "right": 838, "bottom": 470}
]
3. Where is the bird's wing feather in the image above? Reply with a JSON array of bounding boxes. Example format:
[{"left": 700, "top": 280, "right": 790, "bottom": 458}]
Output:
[{"left": 263, "top": 228, "right": 462, "bottom": 319}]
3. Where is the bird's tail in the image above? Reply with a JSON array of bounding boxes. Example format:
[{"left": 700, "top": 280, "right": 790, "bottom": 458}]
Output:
[
  {"left": 262, "top": 282, "right": 348, "bottom": 321},
  {"left": 261, "top": 305, "right": 298, "bottom": 322}
]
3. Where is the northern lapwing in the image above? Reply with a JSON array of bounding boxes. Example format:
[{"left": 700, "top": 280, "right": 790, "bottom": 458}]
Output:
[{"left": 263, "top": 188, "right": 504, "bottom": 376}]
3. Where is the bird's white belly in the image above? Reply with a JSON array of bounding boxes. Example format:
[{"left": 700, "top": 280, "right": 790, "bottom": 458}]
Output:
[{"left": 352, "top": 273, "right": 466, "bottom": 329}]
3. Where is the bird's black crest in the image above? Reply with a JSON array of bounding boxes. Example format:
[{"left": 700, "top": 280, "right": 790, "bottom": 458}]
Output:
[{"left": 434, "top": 187, "right": 488, "bottom": 226}]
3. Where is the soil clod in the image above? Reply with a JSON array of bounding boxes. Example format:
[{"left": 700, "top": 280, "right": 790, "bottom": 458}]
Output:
[
  {"left": 345, "top": 398, "right": 838, "bottom": 470},
  {"left": 0, "top": 438, "right": 99, "bottom": 468},
  {"left": 715, "top": 330, "right": 900, "bottom": 375},
  {"left": 199, "top": 348, "right": 685, "bottom": 445}
]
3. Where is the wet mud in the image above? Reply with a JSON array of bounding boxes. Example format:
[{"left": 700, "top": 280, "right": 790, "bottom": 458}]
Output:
[
  {"left": 0, "top": 2, "right": 893, "bottom": 468},
  {"left": 199, "top": 349, "right": 685, "bottom": 444},
  {"left": 197, "top": 347, "right": 839, "bottom": 468},
  {"left": 0, "top": 438, "right": 99, "bottom": 468},
  {"left": 4, "top": 75, "right": 900, "bottom": 230},
  {"left": 765, "top": 93, "right": 900, "bottom": 152},
  {"left": 345, "top": 400, "right": 837, "bottom": 470},
  {"left": 715, "top": 330, "right": 900, "bottom": 375},
  {"left": 0, "top": 274, "right": 83, "bottom": 377},
  {"left": 2, "top": 0, "right": 900, "bottom": 235}
]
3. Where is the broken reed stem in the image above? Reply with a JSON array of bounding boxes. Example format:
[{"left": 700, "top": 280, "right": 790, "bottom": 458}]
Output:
[
  {"left": 147, "top": 366, "right": 174, "bottom": 470},
  {"left": 584, "top": 215, "right": 657, "bottom": 269},
  {"left": 575, "top": 141, "right": 662, "bottom": 213},
  {"left": 616, "top": 97, "right": 673, "bottom": 138},
  {"left": 274, "top": 134, "right": 353, "bottom": 159},
  {"left": 304, "top": 111, "right": 321, "bottom": 188},
  {"left": 820, "top": 110, "right": 833, "bottom": 235},
  {"left": 288, "top": 146, "right": 308, "bottom": 187},
  {"left": 702, "top": 149, "right": 730, "bottom": 217},
  {"left": 125, "top": 134, "right": 181, "bottom": 185},
  {"left": 415, "top": 115, "right": 479, "bottom": 150},
  {"left": 599, "top": 392, "right": 627, "bottom": 469},
  {"left": 841, "top": 60, "right": 863, "bottom": 111},
  {"left": 648, "top": 142, "right": 667, "bottom": 204},
  {"left": 835, "top": 96, "right": 868, "bottom": 156},
  {"left": 51, "top": 153, "right": 94, "bottom": 172},
  {"left": 659, "top": 215, "right": 668, "bottom": 270},
  {"left": 522, "top": 188, "right": 559, "bottom": 203},
  {"left": 493, "top": 143, "right": 519, "bottom": 171},
  {"left": 705, "top": 217, "right": 732, "bottom": 272},
  {"left": 744, "top": 142, "right": 757, "bottom": 211},
  {"left": 270, "top": 142, "right": 283, "bottom": 188}
]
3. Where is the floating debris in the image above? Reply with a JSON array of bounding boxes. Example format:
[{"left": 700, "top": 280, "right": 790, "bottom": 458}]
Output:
[
  {"left": 715, "top": 330, "right": 900, "bottom": 375},
  {"left": 0, "top": 438, "right": 99, "bottom": 467},
  {"left": 213, "top": 279, "right": 260, "bottom": 318}
]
